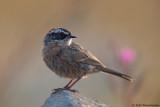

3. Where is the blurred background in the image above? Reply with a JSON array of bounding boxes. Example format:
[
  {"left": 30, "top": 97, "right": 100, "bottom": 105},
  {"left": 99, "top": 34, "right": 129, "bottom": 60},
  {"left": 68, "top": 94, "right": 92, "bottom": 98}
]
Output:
[{"left": 0, "top": 0, "right": 160, "bottom": 107}]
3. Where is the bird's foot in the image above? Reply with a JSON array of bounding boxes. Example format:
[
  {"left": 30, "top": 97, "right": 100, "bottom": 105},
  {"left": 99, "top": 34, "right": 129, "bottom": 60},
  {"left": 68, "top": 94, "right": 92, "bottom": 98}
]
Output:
[
  {"left": 52, "top": 87, "right": 79, "bottom": 94},
  {"left": 69, "top": 89, "right": 79, "bottom": 93},
  {"left": 52, "top": 88, "right": 63, "bottom": 94},
  {"left": 53, "top": 88, "right": 64, "bottom": 92},
  {"left": 63, "top": 87, "right": 79, "bottom": 93}
]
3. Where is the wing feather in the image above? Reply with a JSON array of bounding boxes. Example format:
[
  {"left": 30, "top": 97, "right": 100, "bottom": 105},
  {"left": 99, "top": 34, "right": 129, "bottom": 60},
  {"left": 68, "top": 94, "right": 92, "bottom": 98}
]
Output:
[{"left": 65, "top": 42, "right": 104, "bottom": 66}]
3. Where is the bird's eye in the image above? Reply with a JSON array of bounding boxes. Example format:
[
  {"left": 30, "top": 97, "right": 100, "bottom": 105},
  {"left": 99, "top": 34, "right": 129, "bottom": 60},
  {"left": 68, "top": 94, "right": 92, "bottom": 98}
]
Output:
[{"left": 60, "top": 33, "right": 68, "bottom": 39}]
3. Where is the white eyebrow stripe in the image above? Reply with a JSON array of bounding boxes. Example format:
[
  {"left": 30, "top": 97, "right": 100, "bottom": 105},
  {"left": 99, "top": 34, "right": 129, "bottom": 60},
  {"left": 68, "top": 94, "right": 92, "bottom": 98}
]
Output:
[{"left": 49, "top": 28, "right": 70, "bottom": 35}]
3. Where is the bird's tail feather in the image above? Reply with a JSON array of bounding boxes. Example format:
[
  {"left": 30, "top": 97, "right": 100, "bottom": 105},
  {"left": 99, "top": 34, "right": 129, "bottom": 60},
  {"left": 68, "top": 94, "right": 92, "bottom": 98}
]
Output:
[{"left": 96, "top": 66, "right": 133, "bottom": 82}]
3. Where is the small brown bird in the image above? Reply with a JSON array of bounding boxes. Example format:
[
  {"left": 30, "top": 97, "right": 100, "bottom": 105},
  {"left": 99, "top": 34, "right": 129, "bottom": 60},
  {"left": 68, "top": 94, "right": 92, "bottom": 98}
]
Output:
[{"left": 42, "top": 28, "right": 133, "bottom": 90}]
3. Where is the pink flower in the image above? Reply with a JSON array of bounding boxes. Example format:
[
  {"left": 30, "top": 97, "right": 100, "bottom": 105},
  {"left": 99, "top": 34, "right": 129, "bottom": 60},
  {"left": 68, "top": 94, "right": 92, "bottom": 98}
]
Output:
[{"left": 118, "top": 47, "right": 136, "bottom": 63}]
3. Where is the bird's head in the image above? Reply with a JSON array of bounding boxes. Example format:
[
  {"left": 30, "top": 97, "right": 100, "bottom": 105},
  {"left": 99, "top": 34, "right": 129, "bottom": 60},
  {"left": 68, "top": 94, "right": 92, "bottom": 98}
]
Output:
[{"left": 44, "top": 28, "right": 76, "bottom": 46}]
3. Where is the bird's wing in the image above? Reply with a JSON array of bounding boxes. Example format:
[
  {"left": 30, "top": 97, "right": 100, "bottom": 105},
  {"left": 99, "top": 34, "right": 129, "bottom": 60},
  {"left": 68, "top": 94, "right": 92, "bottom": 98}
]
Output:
[{"left": 63, "top": 42, "right": 104, "bottom": 66}]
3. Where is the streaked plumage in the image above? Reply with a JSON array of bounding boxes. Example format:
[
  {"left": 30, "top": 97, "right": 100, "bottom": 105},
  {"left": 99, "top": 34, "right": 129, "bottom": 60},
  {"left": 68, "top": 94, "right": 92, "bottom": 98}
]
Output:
[{"left": 42, "top": 28, "right": 133, "bottom": 89}]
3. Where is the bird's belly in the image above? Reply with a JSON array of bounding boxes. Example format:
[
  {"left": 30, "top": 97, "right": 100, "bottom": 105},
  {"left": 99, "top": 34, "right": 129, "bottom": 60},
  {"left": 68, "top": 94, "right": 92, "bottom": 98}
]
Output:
[{"left": 44, "top": 57, "right": 87, "bottom": 79}]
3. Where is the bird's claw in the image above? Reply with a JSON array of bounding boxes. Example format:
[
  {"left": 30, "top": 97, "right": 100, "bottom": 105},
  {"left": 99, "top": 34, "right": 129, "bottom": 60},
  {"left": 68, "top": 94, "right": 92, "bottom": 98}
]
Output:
[
  {"left": 53, "top": 88, "right": 63, "bottom": 92},
  {"left": 52, "top": 87, "right": 79, "bottom": 94},
  {"left": 63, "top": 87, "right": 79, "bottom": 93},
  {"left": 68, "top": 89, "right": 79, "bottom": 93}
]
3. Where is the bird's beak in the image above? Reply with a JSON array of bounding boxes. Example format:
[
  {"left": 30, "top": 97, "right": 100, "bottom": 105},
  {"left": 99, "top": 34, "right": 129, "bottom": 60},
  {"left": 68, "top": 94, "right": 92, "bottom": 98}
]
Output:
[{"left": 69, "top": 35, "right": 77, "bottom": 38}]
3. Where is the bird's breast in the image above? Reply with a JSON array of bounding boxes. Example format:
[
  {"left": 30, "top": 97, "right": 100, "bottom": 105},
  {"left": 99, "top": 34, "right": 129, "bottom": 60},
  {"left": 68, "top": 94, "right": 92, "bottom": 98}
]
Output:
[{"left": 42, "top": 46, "right": 87, "bottom": 79}]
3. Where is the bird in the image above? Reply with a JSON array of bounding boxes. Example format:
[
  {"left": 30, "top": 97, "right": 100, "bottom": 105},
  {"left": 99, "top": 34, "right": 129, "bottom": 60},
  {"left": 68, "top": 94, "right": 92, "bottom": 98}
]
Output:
[{"left": 42, "top": 28, "right": 133, "bottom": 91}]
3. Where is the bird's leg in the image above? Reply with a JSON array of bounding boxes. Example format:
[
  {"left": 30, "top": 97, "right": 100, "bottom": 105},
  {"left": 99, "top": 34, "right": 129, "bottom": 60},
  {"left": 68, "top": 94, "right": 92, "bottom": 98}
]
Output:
[
  {"left": 63, "top": 79, "right": 74, "bottom": 88},
  {"left": 62, "top": 77, "right": 83, "bottom": 93},
  {"left": 67, "top": 76, "right": 83, "bottom": 89},
  {"left": 53, "top": 80, "right": 73, "bottom": 93},
  {"left": 53, "top": 79, "right": 80, "bottom": 93}
]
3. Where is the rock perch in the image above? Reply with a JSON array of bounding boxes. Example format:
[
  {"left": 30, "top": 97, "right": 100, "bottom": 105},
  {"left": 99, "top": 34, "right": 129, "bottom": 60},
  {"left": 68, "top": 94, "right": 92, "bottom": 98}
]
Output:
[{"left": 42, "top": 90, "right": 110, "bottom": 107}]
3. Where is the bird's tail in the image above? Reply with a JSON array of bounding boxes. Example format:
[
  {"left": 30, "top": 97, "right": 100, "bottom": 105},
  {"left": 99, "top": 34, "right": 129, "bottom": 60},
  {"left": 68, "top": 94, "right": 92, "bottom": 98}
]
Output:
[{"left": 96, "top": 66, "right": 133, "bottom": 82}]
